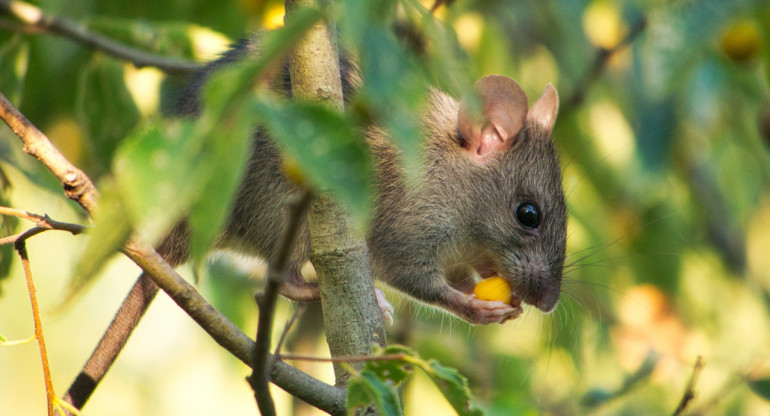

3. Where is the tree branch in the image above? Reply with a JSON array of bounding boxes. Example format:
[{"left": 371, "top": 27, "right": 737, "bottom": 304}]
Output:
[
  {"left": 672, "top": 356, "right": 705, "bottom": 416},
  {"left": 0, "top": 207, "right": 86, "bottom": 245},
  {"left": 286, "top": 0, "right": 387, "bottom": 391},
  {"left": 0, "top": 0, "right": 202, "bottom": 74},
  {"left": 0, "top": 91, "right": 99, "bottom": 216},
  {"left": 1, "top": 88, "right": 347, "bottom": 415}
]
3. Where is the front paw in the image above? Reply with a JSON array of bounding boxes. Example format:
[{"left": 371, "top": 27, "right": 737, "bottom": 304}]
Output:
[{"left": 463, "top": 296, "right": 523, "bottom": 325}]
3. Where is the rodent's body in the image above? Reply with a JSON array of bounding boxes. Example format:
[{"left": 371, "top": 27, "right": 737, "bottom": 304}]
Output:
[{"left": 169, "top": 37, "right": 567, "bottom": 324}]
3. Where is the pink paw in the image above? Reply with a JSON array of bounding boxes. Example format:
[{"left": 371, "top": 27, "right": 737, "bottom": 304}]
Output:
[
  {"left": 375, "top": 287, "right": 395, "bottom": 326},
  {"left": 465, "top": 296, "right": 522, "bottom": 325}
]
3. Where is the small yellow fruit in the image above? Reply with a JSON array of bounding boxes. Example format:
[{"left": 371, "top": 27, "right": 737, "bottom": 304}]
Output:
[
  {"left": 721, "top": 20, "right": 762, "bottom": 62},
  {"left": 473, "top": 276, "right": 512, "bottom": 304}
]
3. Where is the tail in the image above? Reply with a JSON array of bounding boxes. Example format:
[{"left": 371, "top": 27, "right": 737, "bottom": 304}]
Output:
[
  {"left": 63, "top": 273, "right": 159, "bottom": 409},
  {"left": 61, "top": 222, "right": 189, "bottom": 413}
]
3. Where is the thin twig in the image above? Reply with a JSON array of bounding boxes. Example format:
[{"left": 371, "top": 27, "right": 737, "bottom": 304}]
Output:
[
  {"left": 17, "top": 240, "right": 56, "bottom": 416},
  {"left": 672, "top": 356, "right": 705, "bottom": 416},
  {"left": 0, "top": 91, "right": 99, "bottom": 216},
  {"left": 0, "top": 206, "right": 87, "bottom": 240},
  {"left": 566, "top": 16, "right": 647, "bottom": 110},
  {"left": 250, "top": 190, "right": 313, "bottom": 416},
  {"left": 278, "top": 353, "right": 408, "bottom": 363},
  {"left": 0, "top": 0, "right": 202, "bottom": 74},
  {"left": 274, "top": 302, "right": 308, "bottom": 357}
]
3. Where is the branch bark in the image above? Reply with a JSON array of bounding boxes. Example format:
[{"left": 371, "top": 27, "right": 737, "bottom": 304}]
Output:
[{"left": 285, "top": 0, "right": 387, "bottom": 391}]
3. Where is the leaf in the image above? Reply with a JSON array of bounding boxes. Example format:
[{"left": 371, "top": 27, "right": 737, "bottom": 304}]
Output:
[
  {"left": 347, "top": 345, "right": 484, "bottom": 416},
  {"left": 347, "top": 369, "right": 404, "bottom": 416},
  {"left": 108, "top": 6, "right": 323, "bottom": 257},
  {"left": 366, "top": 345, "right": 415, "bottom": 386},
  {"left": 0, "top": 35, "right": 29, "bottom": 104},
  {"left": 420, "top": 359, "right": 484, "bottom": 416},
  {"left": 749, "top": 378, "right": 770, "bottom": 402},
  {"left": 254, "top": 98, "right": 373, "bottom": 226},
  {"left": 71, "top": 181, "right": 132, "bottom": 298},
  {"left": 113, "top": 120, "right": 199, "bottom": 245},
  {"left": 76, "top": 56, "right": 141, "bottom": 173}
]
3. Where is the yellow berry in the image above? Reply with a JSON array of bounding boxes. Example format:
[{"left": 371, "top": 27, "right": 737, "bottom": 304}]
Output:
[
  {"left": 721, "top": 20, "right": 762, "bottom": 62},
  {"left": 473, "top": 276, "right": 512, "bottom": 304}
]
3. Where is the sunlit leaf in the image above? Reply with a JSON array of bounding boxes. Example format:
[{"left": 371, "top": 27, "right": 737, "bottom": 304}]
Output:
[{"left": 254, "top": 97, "right": 373, "bottom": 225}]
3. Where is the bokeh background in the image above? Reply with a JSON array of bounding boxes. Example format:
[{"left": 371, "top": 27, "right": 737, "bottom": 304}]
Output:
[{"left": 1, "top": 0, "right": 770, "bottom": 414}]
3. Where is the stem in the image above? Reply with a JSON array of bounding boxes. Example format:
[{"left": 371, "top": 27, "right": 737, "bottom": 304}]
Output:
[
  {"left": 249, "top": 191, "right": 312, "bottom": 416},
  {"left": 17, "top": 241, "right": 56, "bottom": 416}
]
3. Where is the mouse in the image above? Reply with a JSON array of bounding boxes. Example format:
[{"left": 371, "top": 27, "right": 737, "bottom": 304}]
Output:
[
  {"left": 163, "top": 36, "right": 567, "bottom": 325},
  {"left": 64, "top": 35, "right": 567, "bottom": 408}
]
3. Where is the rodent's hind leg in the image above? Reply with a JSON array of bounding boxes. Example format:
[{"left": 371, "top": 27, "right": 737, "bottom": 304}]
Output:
[
  {"left": 280, "top": 268, "right": 394, "bottom": 325},
  {"left": 279, "top": 268, "right": 320, "bottom": 302}
]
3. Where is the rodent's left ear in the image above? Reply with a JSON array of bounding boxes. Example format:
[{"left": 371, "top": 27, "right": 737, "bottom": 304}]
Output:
[
  {"left": 526, "top": 84, "right": 559, "bottom": 133},
  {"left": 458, "top": 75, "right": 529, "bottom": 163}
]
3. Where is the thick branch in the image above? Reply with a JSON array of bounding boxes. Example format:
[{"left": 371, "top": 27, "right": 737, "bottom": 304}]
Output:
[
  {"left": 120, "top": 237, "right": 346, "bottom": 414},
  {"left": 285, "top": 0, "right": 387, "bottom": 388},
  {"left": 0, "top": 0, "right": 202, "bottom": 74}
]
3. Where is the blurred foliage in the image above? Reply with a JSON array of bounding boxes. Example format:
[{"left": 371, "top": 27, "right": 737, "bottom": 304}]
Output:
[{"left": 2, "top": 0, "right": 770, "bottom": 415}]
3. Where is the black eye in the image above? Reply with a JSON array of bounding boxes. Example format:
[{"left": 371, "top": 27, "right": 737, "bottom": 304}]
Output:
[{"left": 516, "top": 202, "right": 541, "bottom": 229}]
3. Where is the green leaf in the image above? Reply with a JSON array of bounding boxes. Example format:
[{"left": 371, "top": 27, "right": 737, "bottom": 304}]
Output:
[
  {"left": 347, "top": 369, "right": 404, "bottom": 416},
  {"left": 347, "top": 345, "right": 483, "bottom": 416},
  {"left": 71, "top": 182, "right": 132, "bottom": 298},
  {"left": 421, "top": 360, "right": 484, "bottom": 416},
  {"left": 355, "top": 26, "right": 426, "bottom": 178},
  {"left": 76, "top": 56, "right": 141, "bottom": 173},
  {"left": 366, "top": 345, "right": 415, "bottom": 386},
  {"left": 749, "top": 378, "right": 770, "bottom": 402},
  {"left": 254, "top": 98, "right": 373, "bottom": 226},
  {"left": 398, "top": 349, "right": 484, "bottom": 416},
  {"left": 0, "top": 35, "right": 29, "bottom": 104},
  {"left": 113, "top": 120, "right": 199, "bottom": 245}
]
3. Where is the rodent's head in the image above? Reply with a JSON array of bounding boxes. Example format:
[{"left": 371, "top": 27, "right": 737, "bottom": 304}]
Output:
[{"left": 457, "top": 76, "right": 566, "bottom": 313}]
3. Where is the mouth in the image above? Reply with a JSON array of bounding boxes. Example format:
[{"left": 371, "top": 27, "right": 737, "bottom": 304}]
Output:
[{"left": 474, "top": 269, "right": 558, "bottom": 313}]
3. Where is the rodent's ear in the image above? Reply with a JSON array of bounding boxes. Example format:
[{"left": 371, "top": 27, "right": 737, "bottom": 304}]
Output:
[
  {"left": 458, "top": 75, "right": 528, "bottom": 163},
  {"left": 526, "top": 84, "right": 559, "bottom": 133}
]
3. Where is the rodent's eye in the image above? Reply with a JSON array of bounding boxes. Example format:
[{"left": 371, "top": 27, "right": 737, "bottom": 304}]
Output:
[{"left": 516, "top": 202, "right": 541, "bottom": 229}]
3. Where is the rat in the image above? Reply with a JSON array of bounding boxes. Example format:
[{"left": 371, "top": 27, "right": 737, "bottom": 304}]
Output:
[
  {"left": 64, "top": 36, "right": 566, "bottom": 409},
  {"left": 163, "top": 37, "right": 567, "bottom": 324}
]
